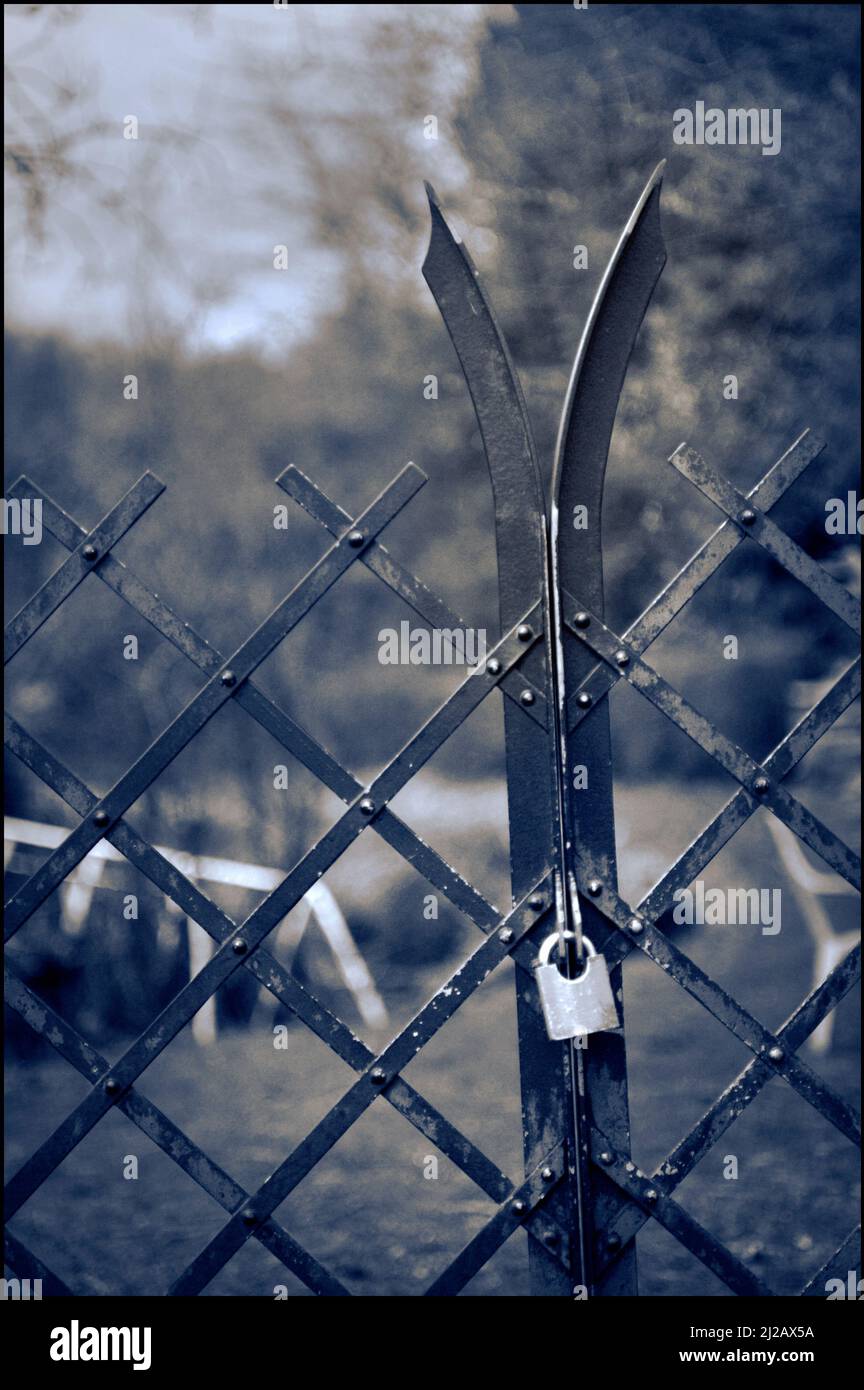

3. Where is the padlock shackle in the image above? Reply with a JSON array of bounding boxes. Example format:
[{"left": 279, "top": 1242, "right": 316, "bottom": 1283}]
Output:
[{"left": 537, "top": 931, "right": 597, "bottom": 972}]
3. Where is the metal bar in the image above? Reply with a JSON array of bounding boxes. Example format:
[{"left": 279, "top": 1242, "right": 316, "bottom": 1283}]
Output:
[
  {"left": 421, "top": 180, "right": 577, "bottom": 1296},
  {"left": 584, "top": 882, "right": 861, "bottom": 1144},
  {"left": 5, "top": 715, "right": 564, "bottom": 1242},
  {"left": 278, "top": 464, "right": 547, "bottom": 724},
  {"left": 551, "top": 161, "right": 669, "bottom": 1296},
  {"left": 168, "top": 879, "right": 552, "bottom": 1295},
  {"left": 649, "top": 942, "right": 860, "bottom": 1187},
  {"left": 670, "top": 445, "right": 860, "bottom": 635},
  {"left": 4, "top": 614, "right": 541, "bottom": 1220},
  {"left": 615, "top": 659, "right": 863, "bottom": 962},
  {"left": 423, "top": 1143, "right": 566, "bottom": 1296},
  {"left": 3, "top": 1231, "right": 74, "bottom": 1298},
  {"left": 629, "top": 430, "right": 825, "bottom": 649},
  {"left": 4, "top": 472, "right": 164, "bottom": 663},
  {"left": 800, "top": 1227, "right": 861, "bottom": 1297},
  {"left": 4, "top": 464, "right": 427, "bottom": 939},
  {"left": 565, "top": 430, "right": 826, "bottom": 730},
  {"left": 596, "top": 943, "right": 861, "bottom": 1267},
  {"left": 16, "top": 473, "right": 510, "bottom": 938},
  {"left": 574, "top": 613, "right": 861, "bottom": 891},
  {"left": 3, "top": 962, "right": 351, "bottom": 1296},
  {"left": 6, "top": 695, "right": 541, "bottom": 997},
  {"left": 591, "top": 1133, "right": 775, "bottom": 1296},
  {"left": 771, "top": 658, "right": 862, "bottom": 780}
]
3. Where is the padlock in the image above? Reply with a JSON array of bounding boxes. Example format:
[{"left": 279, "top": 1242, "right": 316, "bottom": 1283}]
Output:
[{"left": 534, "top": 931, "right": 620, "bottom": 1041}]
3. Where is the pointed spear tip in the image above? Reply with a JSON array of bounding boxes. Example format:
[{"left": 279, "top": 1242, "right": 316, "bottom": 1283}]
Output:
[
  {"left": 422, "top": 179, "right": 464, "bottom": 251},
  {"left": 647, "top": 158, "right": 667, "bottom": 191},
  {"left": 622, "top": 158, "right": 668, "bottom": 239},
  {"left": 423, "top": 179, "right": 442, "bottom": 212}
]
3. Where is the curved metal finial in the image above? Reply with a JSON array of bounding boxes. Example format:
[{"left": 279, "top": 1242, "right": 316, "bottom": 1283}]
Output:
[
  {"left": 423, "top": 183, "right": 582, "bottom": 1296},
  {"left": 423, "top": 180, "right": 599, "bottom": 1295},
  {"left": 552, "top": 160, "right": 667, "bottom": 613},
  {"left": 422, "top": 182, "right": 546, "bottom": 627}
]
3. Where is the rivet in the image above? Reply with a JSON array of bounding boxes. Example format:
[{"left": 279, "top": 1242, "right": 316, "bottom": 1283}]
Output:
[
  {"left": 629, "top": 917, "right": 644, "bottom": 935},
  {"left": 93, "top": 809, "right": 110, "bottom": 828},
  {"left": 359, "top": 796, "right": 375, "bottom": 816},
  {"left": 241, "top": 1208, "right": 258, "bottom": 1226},
  {"left": 232, "top": 938, "right": 247, "bottom": 955},
  {"left": 517, "top": 624, "right": 533, "bottom": 642},
  {"left": 220, "top": 670, "right": 237, "bottom": 687},
  {"left": 587, "top": 879, "right": 603, "bottom": 897},
  {"left": 541, "top": 1166, "right": 555, "bottom": 1181},
  {"left": 740, "top": 509, "right": 757, "bottom": 526},
  {"left": 519, "top": 689, "right": 535, "bottom": 707},
  {"left": 625, "top": 1161, "right": 636, "bottom": 1173},
  {"left": 606, "top": 1233, "right": 621, "bottom": 1252},
  {"left": 487, "top": 658, "right": 502, "bottom": 676},
  {"left": 767, "top": 1046, "right": 784, "bottom": 1064},
  {"left": 753, "top": 776, "right": 770, "bottom": 796},
  {"left": 82, "top": 543, "right": 98, "bottom": 561},
  {"left": 573, "top": 612, "right": 591, "bottom": 629},
  {"left": 347, "top": 530, "right": 365, "bottom": 547},
  {"left": 614, "top": 650, "right": 630, "bottom": 667},
  {"left": 598, "top": 1151, "right": 613, "bottom": 1165},
  {"left": 512, "top": 1199, "right": 526, "bottom": 1214},
  {"left": 104, "top": 1077, "right": 121, "bottom": 1096},
  {"left": 370, "top": 1067, "right": 387, "bottom": 1085},
  {"left": 576, "top": 692, "right": 592, "bottom": 709},
  {"left": 528, "top": 894, "right": 545, "bottom": 911},
  {"left": 645, "top": 1189, "right": 659, "bottom": 1204},
  {"left": 499, "top": 927, "right": 514, "bottom": 944}
]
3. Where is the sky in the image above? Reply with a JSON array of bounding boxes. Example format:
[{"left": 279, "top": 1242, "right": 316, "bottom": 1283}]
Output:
[{"left": 5, "top": 3, "right": 491, "bottom": 352}]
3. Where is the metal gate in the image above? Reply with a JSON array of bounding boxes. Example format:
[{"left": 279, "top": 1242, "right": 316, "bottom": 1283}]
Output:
[{"left": 4, "top": 166, "right": 860, "bottom": 1297}]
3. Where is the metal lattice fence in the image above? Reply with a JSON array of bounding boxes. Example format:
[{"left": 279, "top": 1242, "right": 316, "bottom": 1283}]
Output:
[{"left": 4, "top": 168, "right": 860, "bottom": 1297}]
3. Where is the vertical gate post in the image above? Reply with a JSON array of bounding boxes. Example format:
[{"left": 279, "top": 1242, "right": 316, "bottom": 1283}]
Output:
[
  {"left": 555, "top": 165, "right": 667, "bottom": 1293},
  {"left": 558, "top": 519, "right": 638, "bottom": 1297},
  {"left": 423, "top": 187, "right": 577, "bottom": 1295}
]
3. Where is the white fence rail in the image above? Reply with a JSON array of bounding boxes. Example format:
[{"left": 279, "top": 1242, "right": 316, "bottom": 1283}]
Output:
[{"left": 4, "top": 816, "right": 387, "bottom": 1042}]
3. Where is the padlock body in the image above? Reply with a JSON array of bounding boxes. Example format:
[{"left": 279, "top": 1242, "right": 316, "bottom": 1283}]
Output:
[{"left": 535, "top": 954, "right": 619, "bottom": 1041}]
